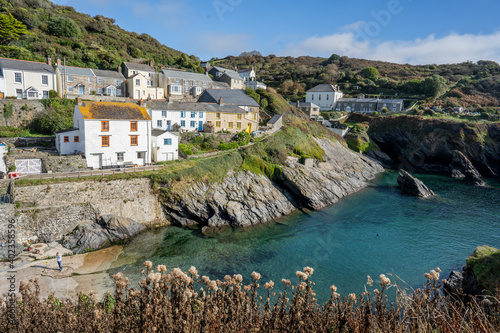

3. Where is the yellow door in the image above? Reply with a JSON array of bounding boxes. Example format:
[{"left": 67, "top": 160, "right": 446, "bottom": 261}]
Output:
[{"left": 246, "top": 123, "right": 252, "bottom": 133}]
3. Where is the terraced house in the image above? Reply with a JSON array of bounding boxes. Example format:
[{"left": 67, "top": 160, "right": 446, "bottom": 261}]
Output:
[
  {"left": 55, "top": 100, "right": 152, "bottom": 169},
  {"left": 123, "top": 61, "right": 164, "bottom": 99},
  {"left": 147, "top": 101, "right": 206, "bottom": 132},
  {"left": 160, "top": 69, "right": 216, "bottom": 101},
  {"left": 0, "top": 57, "right": 56, "bottom": 99},
  {"left": 209, "top": 66, "right": 245, "bottom": 89}
]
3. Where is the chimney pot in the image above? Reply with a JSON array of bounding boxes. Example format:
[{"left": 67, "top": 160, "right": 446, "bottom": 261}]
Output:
[
  {"left": 47, "top": 57, "right": 51, "bottom": 65},
  {"left": 149, "top": 60, "right": 154, "bottom": 67},
  {"left": 56, "top": 58, "right": 61, "bottom": 66},
  {"left": 218, "top": 97, "right": 223, "bottom": 105}
]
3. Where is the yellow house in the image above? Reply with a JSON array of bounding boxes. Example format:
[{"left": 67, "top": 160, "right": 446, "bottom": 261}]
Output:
[{"left": 205, "top": 104, "right": 259, "bottom": 134}]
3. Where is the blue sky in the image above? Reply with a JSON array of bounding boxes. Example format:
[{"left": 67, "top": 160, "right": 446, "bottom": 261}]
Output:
[{"left": 56, "top": 0, "right": 500, "bottom": 65}]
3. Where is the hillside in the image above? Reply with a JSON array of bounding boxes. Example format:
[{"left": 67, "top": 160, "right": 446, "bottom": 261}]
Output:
[
  {"left": 0, "top": 0, "right": 202, "bottom": 71},
  {"left": 216, "top": 54, "right": 500, "bottom": 110}
]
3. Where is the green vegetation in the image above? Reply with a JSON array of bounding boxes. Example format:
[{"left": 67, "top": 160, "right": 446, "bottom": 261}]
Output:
[
  {"left": 466, "top": 245, "right": 500, "bottom": 294},
  {"left": 32, "top": 98, "right": 74, "bottom": 134},
  {"left": 0, "top": 0, "right": 200, "bottom": 71},
  {"left": 362, "top": 66, "right": 379, "bottom": 81}
]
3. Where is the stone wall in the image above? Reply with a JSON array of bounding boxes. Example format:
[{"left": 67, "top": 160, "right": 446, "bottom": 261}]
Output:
[
  {"left": 4, "top": 150, "right": 88, "bottom": 173},
  {"left": 0, "top": 136, "right": 55, "bottom": 147},
  {"left": 0, "top": 100, "right": 45, "bottom": 128},
  {"left": 10, "top": 178, "right": 167, "bottom": 243}
]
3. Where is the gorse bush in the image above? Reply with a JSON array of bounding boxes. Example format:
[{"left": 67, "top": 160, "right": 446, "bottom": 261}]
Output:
[
  {"left": 47, "top": 16, "right": 79, "bottom": 38},
  {"left": 1, "top": 264, "right": 499, "bottom": 332}
]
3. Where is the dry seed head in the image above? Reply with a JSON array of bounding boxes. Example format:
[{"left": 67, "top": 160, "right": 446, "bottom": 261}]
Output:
[
  {"left": 296, "top": 271, "right": 308, "bottom": 280},
  {"left": 264, "top": 280, "right": 274, "bottom": 289},
  {"left": 367, "top": 275, "right": 373, "bottom": 286},
  {"left": 224, "top": 275, "right": 231, "bottom": 281},
  {"left": 234, "top": 274, "right": 243, "bottom": 283},
  {"left": 282, "top": 279, "right": 291, "bottom": 286},
  {"left": 349, "top": 293, "right": 356, "bottom": 301},
  {"left": 330, "top": 285, "right": 337, "bottom": 292},
  {"left": 157, "top": 265, "right": 167, "bottom": 273},
  {"left": 143, "top": 261, "right": 153, "bottom": 269},
  {"left": 303, "top": 267, "right": 314, "bottom": 276},
  {"left": 251, "top": 271, "right": 262, "bottom": 281}
]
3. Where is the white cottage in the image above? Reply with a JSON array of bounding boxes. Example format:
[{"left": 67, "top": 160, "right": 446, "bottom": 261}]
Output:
[
  {"left": 147, "top": 101, "right": 207, "bottom": 132},
  {"left": 55, "top": 100, "right": 152, "bottom": 169},
  {"left": 151, "top": 129, "right": 179, "bottom": 162},
  {"left": 305, "top": 84, "right": 343, "bottom": 110},
  {"left": 0, "top": 57, "right": 56, "bottom": 99}
]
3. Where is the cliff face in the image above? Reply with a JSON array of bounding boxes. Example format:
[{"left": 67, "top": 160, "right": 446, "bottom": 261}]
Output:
[
  {"left": 350, "top": 114, "right": 500, "bottom": 178},
  {"left": 162, "top": 139, "right": 384, "bottom": 228}
]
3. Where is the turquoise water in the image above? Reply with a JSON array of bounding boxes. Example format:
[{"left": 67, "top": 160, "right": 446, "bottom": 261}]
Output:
[{"left": 110, "top": 171, "right": 500, "bottom": 303}]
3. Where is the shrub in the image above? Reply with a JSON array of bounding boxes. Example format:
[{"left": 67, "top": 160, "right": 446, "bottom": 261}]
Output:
[
  {"left": 47, "top": 16, "right": 79, "bottom": 38},
  {"left": 362, "top": 67, "right": 379, "bottom": 81}
]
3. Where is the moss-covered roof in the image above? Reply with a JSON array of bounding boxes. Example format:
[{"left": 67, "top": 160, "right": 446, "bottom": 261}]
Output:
[{"left": 79, "top": 102, "right": 151, "bottom": 121}]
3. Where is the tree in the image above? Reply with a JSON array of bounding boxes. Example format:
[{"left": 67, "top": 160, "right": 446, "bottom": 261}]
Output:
[
  {"left": 260, "top": 98, "right": 268, "bottom": 111},
  {"left": 0, "top": 13, "right": 30, "bottom": 45},
  {"left": 47, "top": 16, "right": 79, "bottom": 37},
  {"left": 423, "top": 75, "right": 447, "bottom": 98},
  {"left": 362, "top": 67, "right": 379, "bottom": 81}
]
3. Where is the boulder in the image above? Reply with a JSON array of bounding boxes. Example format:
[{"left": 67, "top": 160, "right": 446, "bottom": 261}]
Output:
[
  {"left": 62, "top": 215, "right": 145, "bottom": 254},
  {"left": 444, "top": 266, "right": 481, "bottom": 297},
  {"left": 0, "top": 241, "right": 23, "bottom": 260},
  {"left": 397, "top": 170, "right": 435, "bottom": 198},
  {"left": 450, "top": 150, "right": 485, "bottom": 186}
]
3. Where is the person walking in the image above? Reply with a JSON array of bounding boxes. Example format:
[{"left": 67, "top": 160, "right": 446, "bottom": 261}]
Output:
[{"left": 56, "top": 252, "right": 62, "bottom": 272}]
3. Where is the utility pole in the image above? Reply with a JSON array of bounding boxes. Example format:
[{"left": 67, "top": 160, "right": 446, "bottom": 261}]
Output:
[{"left": 63, "top": 57, "right": 67, "bottom": 99}]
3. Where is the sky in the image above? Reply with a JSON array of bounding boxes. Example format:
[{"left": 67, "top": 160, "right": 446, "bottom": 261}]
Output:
[{"left": 54, "top": 0, "right": 500, "bottom": 65}]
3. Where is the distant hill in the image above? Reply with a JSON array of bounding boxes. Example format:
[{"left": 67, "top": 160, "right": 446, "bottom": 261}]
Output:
[
  {"left": 0, "top": 0, "right": 203, "bottom": 72},
  {"left": 216, "top": 54, "right": 500, "bottom": 109}
]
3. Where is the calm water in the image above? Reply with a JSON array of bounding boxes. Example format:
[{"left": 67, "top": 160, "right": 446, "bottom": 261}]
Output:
[{"left": 110, "top": 171, "right": 500, "bottom": 303}]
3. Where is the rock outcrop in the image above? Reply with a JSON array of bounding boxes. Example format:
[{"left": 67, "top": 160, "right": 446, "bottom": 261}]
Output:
[
  {"left": 163, "top": 139, "right": 384, "bottom": 228},
  {"left": 450, "top": 150, "right": 485, "bottom": 186},
  {"left": 61, "top": 215, "right": 145, "bottom": 254},
  {"left": 443, "top": 267, "right": 481, "bottom": 297},
  {"left": 397, "top": 170, "right": 435, "bottom": 197}
]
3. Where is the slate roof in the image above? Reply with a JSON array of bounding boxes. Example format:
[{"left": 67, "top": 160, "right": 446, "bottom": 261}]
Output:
[
  {"left": 197, "top": 89, "right": 259, "bottom": 107},
  {"left": 290, "top": 102, "right": 320, "bottom": 108},
  {"left": 92, "top": 69, "right": 125, "bottom": 79},
  {"left": 57, "top": 65, "right": 94, "bottom": 77},
  {"left": 268, "top": 114, "right": 282, "bottom": 124},
  {"left": 162, "top": 69, "right": 212, "bottom": 82},
  {"left": 0, "top": 58, "right": 54, "bottom": 74},
  {"left": 124, "top": 62, "right": 155, "bottom": 72},
  {"left": 78, "top": 102, "right": 151, "bottom": 120},
  {"left": 151, "top": 129, "right": 168, "bottom": 137},
  {"left": 220, "top": 71, "right": 243, "bottom": 81},
  {"left": 377, "top": 99, "right": 404, "bottom": 104},
  {"left": 338, "top": 98, "right": 379, "bottom": 103},
  {"left": 54, "top": 128, "right": 79, "bottom": 134},
  {"left": 307, "top": 84, "right": 341, "bottom": 93},
  {"left": 211, "top": 66, "right": 243, "bottom": 80},
  {"left": 147, "top": 101, "right": 247, "bottom": 114},
  {"left": 238, "top": 69, "right": 253, "bottom": 74}
]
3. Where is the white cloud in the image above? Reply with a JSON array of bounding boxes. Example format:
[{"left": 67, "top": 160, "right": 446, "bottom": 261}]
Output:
[
  {"left": 189, "top": 32, "right": 255, "bottom": 59},
  {"left": 279, "top": 29, "right": 500, "bottom": 65}
]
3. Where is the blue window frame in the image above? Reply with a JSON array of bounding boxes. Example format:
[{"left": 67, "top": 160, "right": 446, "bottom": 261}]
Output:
[
  {"left": 161, "top": 111, "right": 167, "bottom": 117},
  {"left": 191, "top": 111, "right": 196, "bottom": 118},
  {"left": 180, "top": 120, "right": 185, "bottom": 127},
  {"left": 190, "top": 121, "right": 196, "bottom": 127},
  {"left": 199, "top": 112, "right": 203, "bottom": 118},
  {"left": 164, "top": 138, "right": 172, "bottom": 145},
  {"left": 181, "top": 111, "right": 186, "bottom": 118}
]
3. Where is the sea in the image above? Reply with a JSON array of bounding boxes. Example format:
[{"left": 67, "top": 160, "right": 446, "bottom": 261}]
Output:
[{"left": 109, "top": 170, "right": 500, "bottom": 304}]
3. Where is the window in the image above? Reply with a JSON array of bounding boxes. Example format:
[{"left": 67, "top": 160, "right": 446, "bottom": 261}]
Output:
[
  {"left": 137, "top": 152, "right": 144, "bottom": 159},
  {"left": 216, "top": 112, "right": 221, "bottom": 119},
  {"left": 161, "top": 110, "right": 167, "bottom": 117},
  {"left": 228, "top": 122, "right": 233, "bottom": 129},
  {"left": 164, "top": 138, "right": 172, "bottom": 145},
  {"left": 67, "top": 75, "right": 73, "bottom": 82},
  {"left": 116, "top": 80, "right": 121, "bottom": 86},
  {"left": 216, "top": 121, "right": 221, "bottom": 127},
  {"left": 42, "top": 91, "right": 49, "bottom": 99},
  {"left": 74, "top": 136, "right": 79, "bottom": 142},
  {"left": 203, "top": 82, "right": 207, "bottom": 87},
  {"left": 166, "top": 120, "right": 171, "bottom": 128},
  {"left": 28, "top": 91, "right": 37, "bottom": 98},
  {"left": 190, "top": 121, "right": 196, "bottom": 127},
  {"left": 327, "top": 94, "right": 329, "bottom": 100},
  {"left": 251, "top": 113, "right": 256, "bottom": 120},
  {"left": 319, "top": 95, "right": 321, "bottom": 100},
  {"left": 148, "top": 73, "right": 152, "bottom": 78},
  {"left": 135, "top": 79, "right": 140, "bottom": 86},
  {"left": 199, "top": 112, "right": 203, "bottom": 118},
  {"left": 101, "top": 136, "right": 109, "bottom": 147},
  {"left": 117, "top": 152, "right": 124, "bottom": 162},
  {"left": 89, "top": 77, "right": 93, "bottom": 83},
  {"left": 97, "top": 88, "right": 102, "bottom": 94},
  {"left": 190, "top": 112, "right": 196, "bottom": 118},
  {"left": 157, "top": 120, "right": 162, "bottom": 127},
  {"left": 63, "top": 136, "right": 69, "bottom": 143},
  {"left": 14, "top": 72, "right": 22, "bottom": 84},
  {"left": 184, "top": 86, "right": 189, "bottom": 92},
  {"left": 89, "top": 87, "right": 94, "bottom": 94},
  {"left": 147, "top": 80, "right": 152, "bottom": 87},
  {"left": 237, "top": 122, "right": 241, "bottom": 129},
  {"left": 117, "top": 89, "right": 122, "bottom": 96},
  {"left": 133, "top": 70, "right": 138, "bottom": 75},
  {"left": 130, "top": 136, "right": 138, "bottom": 146},
  {"left": 311, "top": 94, "right": 314, "bottom": 100},
  {"left": 175, "top": 78, "right": 179, "bottom": 84},
  {"left": 181, "top": 111, "right": 186, "bottom": 118},
  {"left": 41, "top": 75, "right": 48, "bottom": 86},
  {"left": 130, "top": 121, "right": 138, "bottom": 131},
  {"left": 106, "top": 87, "right": 115, "bottom": 95},
  {"left": 101, "top": 121, "right": 109, "bottom": 131},
  {"left": 180, "top": 120, "right": 185, "bottom": 127},
  {"left": 194, "top": 81, "right": 198, "bottom": 86},
  {"left": 97, "top": 78, "right": 102, "bottom": 84},
  {"left": 237, "top": 114, "right": 242, "bottom": 120},
  {"left": 16, "top": 89, "right": 23, "bottom": 98}
]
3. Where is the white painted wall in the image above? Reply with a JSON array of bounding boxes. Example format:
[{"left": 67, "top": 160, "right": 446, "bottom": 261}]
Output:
[
  {"left": 149, "top": 108, "right": 206, "bottom": 132},
  {"left": 126, "top": 74, "right": 164, "bottom": 99},
  {"left": 151, "top": 132, "right": 179, "bottom": 162},
  {"left": 305, "top": 91, "right": 344, "bottom": 110},
  {"left": 3, "top": 69, "right": 56, "bottom": 99}
]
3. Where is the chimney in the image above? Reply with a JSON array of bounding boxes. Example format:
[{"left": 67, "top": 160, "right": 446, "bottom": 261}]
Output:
[
  {"left": 56, "top": 58, "right": 61, "bottom": 66},
  {"left": 47, "top": 57, "right": 51, "bottom": 65},
  {"left": 139, "top": 99, "right": 145, "bottom": 107},
  {"left": 234, "top": 65, "right": 238, "bottom": 72},
  {"left": 296, "top": 101, "right": 300, "bottom": 108},
  {"left": 75, "top": 97, "right": 82, "bottom": 105},
  {"left": 205, "top": 67, "right": 209, "bottom": 76},
  {"left": 218, "top": 97, "right": 223, "bottom": 105},
  {"left": 149, "top": 60, "right": 154, "bottom": 67},
  {"left": 118, "top": 64, "right": 122, "bottom": 73}
]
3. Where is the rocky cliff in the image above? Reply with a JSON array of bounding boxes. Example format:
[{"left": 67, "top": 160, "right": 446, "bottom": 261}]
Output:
[
  {"left": 350, "top": 114, "right": 500, "bottom": 178},
  {"left": 162, "top": 139, "right": 384, "bottom": 228}
]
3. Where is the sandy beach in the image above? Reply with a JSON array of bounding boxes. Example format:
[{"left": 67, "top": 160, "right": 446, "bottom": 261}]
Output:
[{"left": 0, "top": 242, "right": 122, "bottom": 301}]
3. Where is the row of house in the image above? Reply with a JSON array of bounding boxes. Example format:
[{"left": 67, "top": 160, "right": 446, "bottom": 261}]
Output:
[
  {"left": 0, "top": 56, "right": 267, "bottom": 101},
  {"left": 300, "top": 84, "right": 404, "bottom": 116}
]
